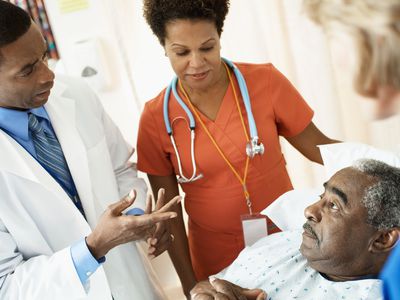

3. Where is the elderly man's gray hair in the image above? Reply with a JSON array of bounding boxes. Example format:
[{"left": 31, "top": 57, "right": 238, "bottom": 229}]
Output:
[{"left": 353, "top": 159, "right": 400, "bottom": 230}]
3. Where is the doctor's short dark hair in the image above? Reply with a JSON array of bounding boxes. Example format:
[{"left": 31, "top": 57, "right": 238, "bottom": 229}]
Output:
[
  {"left": 143, "top": 0, "right": 230, "bottom": 46},
  {"left": 0, "top": 1, "right": 31, "bottom": 62},
  {"left": 0, "top": 1, "right": 31, "bottom": 47},
  {"left": 353, "top": 159, "right": 400, "bottom": 230}
]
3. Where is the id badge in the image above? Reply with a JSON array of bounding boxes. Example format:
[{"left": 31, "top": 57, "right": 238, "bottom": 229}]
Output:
[{"left": 241, "top": 214, "right": 268, "bottom": 247}]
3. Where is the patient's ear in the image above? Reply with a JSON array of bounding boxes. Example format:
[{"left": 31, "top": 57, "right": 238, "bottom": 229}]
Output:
[{"left": 370, "top": 228, "right": 400, "bottom": 253}]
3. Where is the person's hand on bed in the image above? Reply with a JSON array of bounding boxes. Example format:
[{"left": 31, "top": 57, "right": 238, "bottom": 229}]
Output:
[{"left": 190, "top": 278, "right": 267, "bottom": 300}]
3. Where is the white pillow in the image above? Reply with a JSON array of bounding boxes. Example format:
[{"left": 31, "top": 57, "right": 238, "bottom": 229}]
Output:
[
  {"left": 318, "top": 142, "right": 400, "bottom": 179},
  {"left": 262, "top": 188, "right": 321, "bottom": 231}
]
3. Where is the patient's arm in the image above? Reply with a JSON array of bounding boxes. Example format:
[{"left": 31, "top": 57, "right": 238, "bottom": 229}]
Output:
[{"left": 190, "top": 278, "right": 266, "bottom": 300}]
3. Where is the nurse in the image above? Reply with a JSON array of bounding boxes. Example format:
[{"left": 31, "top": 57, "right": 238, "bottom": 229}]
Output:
[
  {"left": 304, "top": 0, "right": 400, "bottom": 299},
  {"left": 137, "top": 0, "right": 337, "bottom": 297}
]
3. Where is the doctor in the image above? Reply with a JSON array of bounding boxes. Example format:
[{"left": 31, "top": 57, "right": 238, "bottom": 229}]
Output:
[{"left": 0, "top": 2, "right": 179, "bottom": 300}]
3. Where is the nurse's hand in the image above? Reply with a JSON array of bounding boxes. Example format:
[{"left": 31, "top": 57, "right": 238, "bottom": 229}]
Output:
[
  {"left": 190, "top": 278, "right": 267, "bottom": 300},
  {"left": 147, "top": 188, "right": 174, "bottom": 258},
  {"left": 86, "top": 189, "right": 181, "bottom": 259}
]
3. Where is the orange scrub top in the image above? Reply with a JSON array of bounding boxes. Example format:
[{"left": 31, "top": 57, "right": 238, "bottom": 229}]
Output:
[{"left": 137, "top": 63, "right": 314, "bottom": 280}]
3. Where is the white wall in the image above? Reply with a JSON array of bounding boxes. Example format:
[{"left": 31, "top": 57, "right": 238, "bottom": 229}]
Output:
[{"left": 44, "top": 0, "right": 143, "bottom": 144}]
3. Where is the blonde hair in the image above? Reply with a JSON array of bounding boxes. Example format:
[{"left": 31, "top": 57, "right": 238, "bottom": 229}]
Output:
[{"left": 304, "top": 0, "right": 400, "bottom": 97}]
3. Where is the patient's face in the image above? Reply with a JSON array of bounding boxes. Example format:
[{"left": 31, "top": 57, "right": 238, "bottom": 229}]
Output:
[{"left": 300, "top": 167, "right": 377, "bottom": 279}]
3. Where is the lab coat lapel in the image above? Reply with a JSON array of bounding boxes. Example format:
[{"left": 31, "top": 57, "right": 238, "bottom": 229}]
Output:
[
  {"left": 0, "top": 133, "right": 49, "bottom": 250},
  {"left": 0, "top": 131, "right": 39, "bottom": 183},
  {"left": 0, "top": 130, "right": 81, "bottom": 209},
  {"left": 45, "top": 83, "right": 97, "bottom": 227},
  {"left": 0, "top": 130, "right": 89, "bottom": 252}
]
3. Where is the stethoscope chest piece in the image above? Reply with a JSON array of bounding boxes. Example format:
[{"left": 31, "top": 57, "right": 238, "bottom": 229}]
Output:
[{"left": 246, "top": 137, "right": 265, "bottom": 158}]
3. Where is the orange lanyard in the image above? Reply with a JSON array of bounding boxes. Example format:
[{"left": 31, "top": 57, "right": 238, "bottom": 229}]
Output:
[{"left": 178, "top": 62, "right": 254, "bottom": 214}]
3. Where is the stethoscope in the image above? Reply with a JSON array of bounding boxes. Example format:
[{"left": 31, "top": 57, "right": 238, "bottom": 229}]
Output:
[{"left": 163, "top": 57, "right": 264, "bottom": 184}]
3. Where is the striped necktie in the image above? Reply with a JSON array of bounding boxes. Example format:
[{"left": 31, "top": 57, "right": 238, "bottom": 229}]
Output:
[{"left": 28, "top": 113, "right": 86, "bottom": 217}]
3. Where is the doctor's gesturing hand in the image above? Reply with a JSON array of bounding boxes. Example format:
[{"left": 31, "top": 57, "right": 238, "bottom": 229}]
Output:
[
  {"left": 147, "top": 188, "right": 176, "bottom": 258},
  {"left": 86, "top": 189, "right": 181, "bottom": 259},
  {"left": 190, "top": 278, "right": 267, "bottom": 300}
]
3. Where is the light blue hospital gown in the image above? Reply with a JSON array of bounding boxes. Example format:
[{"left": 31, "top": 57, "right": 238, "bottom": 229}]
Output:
[{"left": 214, "top": 231, "right": 382, "bottom": 300}]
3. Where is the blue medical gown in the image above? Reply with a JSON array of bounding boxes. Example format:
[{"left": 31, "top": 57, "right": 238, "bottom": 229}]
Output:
[{"left": 381, "top": 243, "right": 400, "bottom": 299}]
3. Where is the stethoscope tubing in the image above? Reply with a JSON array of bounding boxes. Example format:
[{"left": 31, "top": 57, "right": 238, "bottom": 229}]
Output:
[
  {"left": 223, "top": 58, "right": 258, "bottom": 139},
  {"left": 163, "top": 57, "right": 258, "bottom": 138},
  {"left": 162, "top": 57, "right": 262, "bottom": 183}
]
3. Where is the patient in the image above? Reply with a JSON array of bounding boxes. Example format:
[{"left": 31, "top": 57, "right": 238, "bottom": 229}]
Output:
[
  {"left": 191, "top": 159, "right": 400, "bottom": 300},
  {"left": 303, "top": 2, "right": 400, "bottom": 298}
]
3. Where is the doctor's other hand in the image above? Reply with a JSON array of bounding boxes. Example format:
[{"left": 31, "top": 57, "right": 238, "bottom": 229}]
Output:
[
  {"left": 86, "top": 189, "right": 181, "bottom": 259},
  {"left": 147, "top": 188, "right": 177, "bottom": 258},
  {"left": 190, "top": 278, "right": 267, "bottom": 300}
]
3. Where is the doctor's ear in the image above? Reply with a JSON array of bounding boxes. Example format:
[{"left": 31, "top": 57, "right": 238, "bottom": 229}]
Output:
[{"left": 370, "top": 228, "right": 400, "bottom": 253}]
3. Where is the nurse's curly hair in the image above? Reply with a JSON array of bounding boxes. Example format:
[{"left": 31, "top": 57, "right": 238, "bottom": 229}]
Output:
[{"left": 143, "top": 0, "right": 230, "bottom": 45}]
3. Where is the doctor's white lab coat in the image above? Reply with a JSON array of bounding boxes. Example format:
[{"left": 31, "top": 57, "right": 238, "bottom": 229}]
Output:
[{"left": 0, "top": 75, "right": 165, "bottom": 300}]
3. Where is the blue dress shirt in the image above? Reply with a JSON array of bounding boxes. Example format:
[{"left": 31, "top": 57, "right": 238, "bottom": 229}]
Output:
[{"left": 0, "top": 106, "right": 102, "bottom": 285}]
